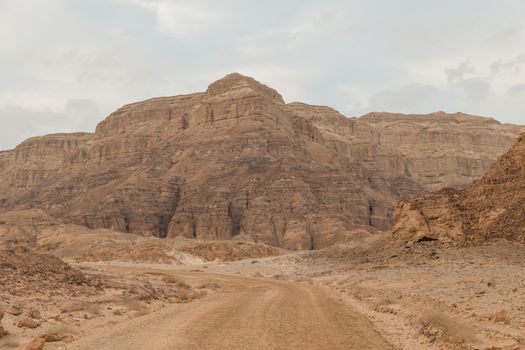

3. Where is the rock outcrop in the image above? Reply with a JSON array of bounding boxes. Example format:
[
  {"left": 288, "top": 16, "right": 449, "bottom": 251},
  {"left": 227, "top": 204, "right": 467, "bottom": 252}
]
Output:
[
  {"left": 0, "top": 73, "right": 522, "bottom": 249},
  {"left": 392, "top": 132, "right": 525, "bottom": 244},
  {"left": 357, "top": 112, "right": 523, "bottom": 191}
]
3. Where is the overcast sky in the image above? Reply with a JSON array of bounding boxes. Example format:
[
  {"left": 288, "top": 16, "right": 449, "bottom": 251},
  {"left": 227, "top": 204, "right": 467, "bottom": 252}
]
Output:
[{"left": 1, "top": 0, "right": 525, "bottom": 149}]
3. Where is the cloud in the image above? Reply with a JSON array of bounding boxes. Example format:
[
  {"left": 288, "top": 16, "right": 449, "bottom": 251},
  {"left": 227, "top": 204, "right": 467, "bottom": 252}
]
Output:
[
  {"left": 443, "top": 62, "right": 490, "bottom": 101},
  {"left": 0, "top": 99, "right": 103, "bottom": 150},
  {"left": 445, "top": 62, "right": 476, "bottom": 84},
  {"left": 455, "top": 78, "right": 490, "bottom": 100},
  {"left": 508, "top": 83, "right": 525, "bottom": 96},
  {"left": 0, "top": 106, "right": 46, "bottom": 150},
  {"left": 121, "top": 0, "right": 224, "bottom": 38},
  {"left": 490, "top": 54, "right": 525, "bottom": 77},
  {"left": 367, "top": 84, "right": 438, "bottom": 113},
  {"left": 489, "top": 24, "right": 523, "bottom": 43},
  {"left": 64, "top": 99, "right": 103, "bottom": 131}
]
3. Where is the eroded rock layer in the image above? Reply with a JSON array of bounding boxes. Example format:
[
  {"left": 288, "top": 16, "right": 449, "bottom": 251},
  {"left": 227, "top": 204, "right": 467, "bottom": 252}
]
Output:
[
  {"left": 393, "top": 132, "right": 525, "bottom": 244},
  {"left": 0, "top": 73, "right": 522, "bottom": 249}
]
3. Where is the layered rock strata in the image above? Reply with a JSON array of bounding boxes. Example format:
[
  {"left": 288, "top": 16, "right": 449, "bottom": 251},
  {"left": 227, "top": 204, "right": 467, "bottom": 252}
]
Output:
[{"left": 0, "top": 73, "right": 522, "bottom": 249}]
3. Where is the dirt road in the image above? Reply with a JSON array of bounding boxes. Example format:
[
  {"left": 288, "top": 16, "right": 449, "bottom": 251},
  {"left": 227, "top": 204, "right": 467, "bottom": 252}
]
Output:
[{"left": 65, "top": 268, "right": 391, "bottom": 350}]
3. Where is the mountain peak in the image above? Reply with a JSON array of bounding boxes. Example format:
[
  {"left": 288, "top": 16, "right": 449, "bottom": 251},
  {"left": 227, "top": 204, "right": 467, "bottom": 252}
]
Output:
[{"left": 205, "top": 73, "right": 284, "bottom": 103}]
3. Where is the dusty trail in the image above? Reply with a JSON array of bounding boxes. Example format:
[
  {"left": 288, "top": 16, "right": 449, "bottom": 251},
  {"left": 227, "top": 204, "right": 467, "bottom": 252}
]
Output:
[{"left": 65, "top": 268, "right": 391, "bottom": 350}]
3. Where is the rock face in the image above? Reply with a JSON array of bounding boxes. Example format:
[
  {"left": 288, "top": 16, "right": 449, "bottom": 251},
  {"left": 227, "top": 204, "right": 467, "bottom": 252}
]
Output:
[
  {"left": 392, "top": 132, "right": 525, "bottom": 244},
  {"left": 0, "top": 73, "right": 522, "bottom": 249},
  {"left": 357, "top": 112, "right": 523, "bottom": 191}
]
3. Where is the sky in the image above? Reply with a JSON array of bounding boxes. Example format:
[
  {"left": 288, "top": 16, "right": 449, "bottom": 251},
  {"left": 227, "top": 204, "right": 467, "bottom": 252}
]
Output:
[{"left": 1, "top": 0, "right": 525, "bottom": 149}]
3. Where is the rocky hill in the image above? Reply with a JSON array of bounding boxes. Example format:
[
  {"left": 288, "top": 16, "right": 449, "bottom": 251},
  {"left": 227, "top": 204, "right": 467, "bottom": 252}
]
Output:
[
  {"left": 0, "top": 73, "right": 522, "bottom": 249},
  {"left": 392, "top": 132, "right": 525, "bottom": 244}
]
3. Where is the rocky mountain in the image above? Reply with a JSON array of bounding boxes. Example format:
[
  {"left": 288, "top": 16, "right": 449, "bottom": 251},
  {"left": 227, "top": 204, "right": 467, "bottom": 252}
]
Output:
[
  {"left": 0, "top": 73, "right": 522, "bottom": 249},
  {"left": 392, "top": 131, "right": 525, "bottom": 245}
]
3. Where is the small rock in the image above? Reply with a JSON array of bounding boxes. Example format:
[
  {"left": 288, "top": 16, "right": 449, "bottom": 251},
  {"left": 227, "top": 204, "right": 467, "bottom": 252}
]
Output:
[
  {"left": 492, "top": 309, "right": 510, "bottom": 324},
  {"left": 43, "top": 333, "right": 64, "bottom": 342},
  {"left": 18, "top": 318, "right": 39, "bottom": 329},
  {"left": 0, "top": 307, "right": 4, "bottom": 321},
  {"left": 0, "top": 325, "right": 8, "bottom": 338},
  {"left": 7, "top": 305, "right": 22, "bottom": 316},
  {"left": 29, "top": 309, "right": 41, "bottom": 319},
  {"left": 26, "top": 337, "right": 45, "bottom": 350},
  {"left": 62, "top": 335, "right": 74, "bottom": 343}
]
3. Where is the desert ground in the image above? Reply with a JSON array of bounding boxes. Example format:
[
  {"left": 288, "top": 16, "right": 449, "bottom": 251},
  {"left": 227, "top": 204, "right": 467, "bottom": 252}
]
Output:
[
  {"left": 2, "top": 2, "right": 525, "bottom": 348},
  {"left": 1, "top": 233, "right": 524, "bottom": 350}
]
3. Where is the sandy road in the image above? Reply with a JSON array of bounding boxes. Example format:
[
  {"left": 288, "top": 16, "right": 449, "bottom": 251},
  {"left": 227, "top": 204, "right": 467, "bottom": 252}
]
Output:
[{"left": 65, "top": 267, "right": 392, "bottom": 350}]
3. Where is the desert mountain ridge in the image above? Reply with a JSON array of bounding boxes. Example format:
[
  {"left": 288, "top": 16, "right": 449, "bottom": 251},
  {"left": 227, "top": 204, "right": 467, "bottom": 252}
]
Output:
[{"left": 0, "top": 72, "right": 523, "bottom": 250}]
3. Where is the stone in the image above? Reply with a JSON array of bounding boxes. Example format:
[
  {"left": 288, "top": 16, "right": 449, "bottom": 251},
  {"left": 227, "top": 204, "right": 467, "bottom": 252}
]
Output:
[
  {"left": 492, "top": 309, "right": 510, "bottom": 324},
  {"left": 26, "top": 337, "right": 45, "bottom": 350},
  {"left": 0, "top": 306, "right": 6, "bottom": 339},
  {"left": 18, "top": 318, "right": 38, "bottom": 329},
  {"left": 6, "top": 305, "right": 22, "bottom": 316},
  {"left": 62, "top": 335, "right": 74, "bottom": 343},
  {"left": 0, "top": 325, "right": 7, "bottom": 338},
  {"left": 43, "top": 333, "right": 64, "bottom": 342},
  {"left": 0, "top": 73, "right": 522, "bottom": 249},
  {"left": 28, "top": 309, "right": 41, "bottom": 319}
]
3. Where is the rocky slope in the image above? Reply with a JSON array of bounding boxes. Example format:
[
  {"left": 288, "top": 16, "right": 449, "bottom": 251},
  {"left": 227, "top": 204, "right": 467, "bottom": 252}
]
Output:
[
  {"left": 0, "top": 73, "right": 522, "bottom": 249},
  {"left": 392, "top": 132, "right": 525, "bottom": 244}
]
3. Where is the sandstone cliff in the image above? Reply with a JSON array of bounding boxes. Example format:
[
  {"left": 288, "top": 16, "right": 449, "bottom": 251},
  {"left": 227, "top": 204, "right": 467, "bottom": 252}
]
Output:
[
  {"left": 0, "top": 73, "right": 522, "bottom": 249},
  {"left": 358, "top": 112, "right": 523, "bottom": 190},
  {"left": 392, "top": 132, "right": 525, "bottom": 244}
]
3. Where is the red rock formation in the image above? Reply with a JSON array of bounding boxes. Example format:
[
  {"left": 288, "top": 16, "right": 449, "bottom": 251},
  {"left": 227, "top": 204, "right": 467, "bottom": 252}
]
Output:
[{"left": 0, "top": 73, "right": 522, "bottom": 249}]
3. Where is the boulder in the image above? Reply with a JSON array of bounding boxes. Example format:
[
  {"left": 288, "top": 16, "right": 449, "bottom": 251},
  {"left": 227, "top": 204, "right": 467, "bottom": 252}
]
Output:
[
  {"left": 26, "top": 338, "right": 45, "bottom": 350},
  {"left": 18, "top": 318, "right": 38, "bottom": 329}
]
